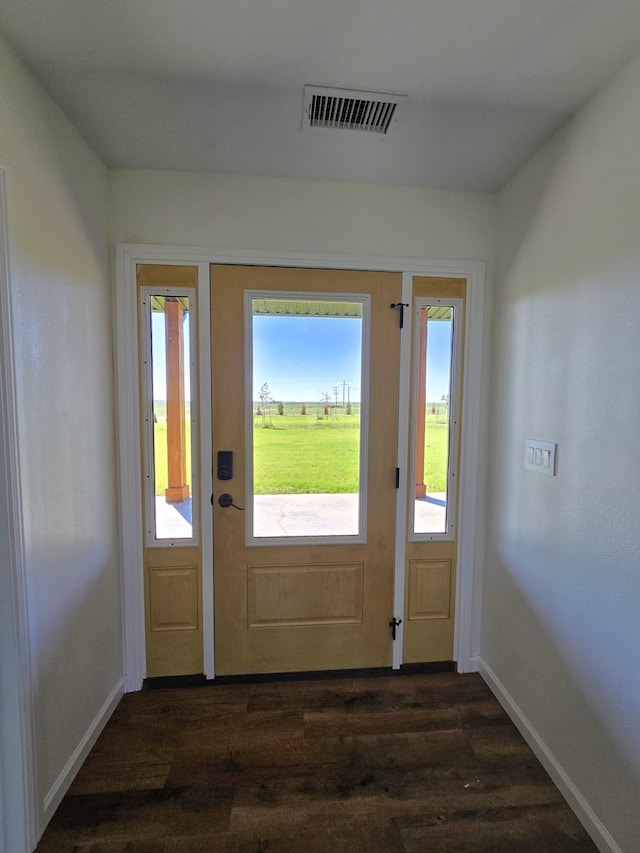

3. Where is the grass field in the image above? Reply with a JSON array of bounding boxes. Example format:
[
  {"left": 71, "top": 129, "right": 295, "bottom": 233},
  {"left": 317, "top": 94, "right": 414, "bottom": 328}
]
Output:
[
  {"left": 151, "top": 402, "right": 449, "bottom": 496},
  {"left": 253, "top": 403, "right": 449, "bottom": 495},
  {"left": 254, "top": 407, "right": 360, "bottom": 494}
]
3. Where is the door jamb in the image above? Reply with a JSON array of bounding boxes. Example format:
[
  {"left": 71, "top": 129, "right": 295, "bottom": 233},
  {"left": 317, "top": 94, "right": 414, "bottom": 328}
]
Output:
[
  {"left": 391, "top": 272, "right": 413, "bottom": 669},
  {"left": 115, "top": 244, "right": 486, "bottom": 688}
]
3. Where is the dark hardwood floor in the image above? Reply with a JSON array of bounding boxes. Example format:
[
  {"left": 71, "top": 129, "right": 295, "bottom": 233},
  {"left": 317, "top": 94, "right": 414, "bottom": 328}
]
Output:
[{"left": 36, "top": 672, "right": 597, "bottom": 852}]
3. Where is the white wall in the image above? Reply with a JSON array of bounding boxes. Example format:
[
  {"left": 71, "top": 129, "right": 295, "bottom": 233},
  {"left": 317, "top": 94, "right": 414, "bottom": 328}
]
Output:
[
  {"left": 0, "top": 34, "right": 121, "bottom": 846},
  {"left": 110, "top": 169, "right": 495, "bottom": 262},
  {"left": 484, "top": 52, "right": 640, "bottom": 851}
]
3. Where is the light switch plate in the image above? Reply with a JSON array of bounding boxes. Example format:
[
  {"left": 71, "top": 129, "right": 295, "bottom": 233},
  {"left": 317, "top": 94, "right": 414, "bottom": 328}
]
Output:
[{"left": 524, "top": 439, "right": 556, "bottom": 475}]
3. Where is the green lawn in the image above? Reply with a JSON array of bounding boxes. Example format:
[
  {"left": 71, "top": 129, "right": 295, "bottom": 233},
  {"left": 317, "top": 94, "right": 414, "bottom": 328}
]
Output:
[
  {"left": 151, "top": 403, "right": 449, "bottom": 496},
  {"left": 254, "top": 410, "right": 360, "bottom": 494},
  {"left": 421, "top": 423, "right": 449, "bottom": 493},
  {"left": 253, "top": 405, "right": 449, "bottom": 495}
]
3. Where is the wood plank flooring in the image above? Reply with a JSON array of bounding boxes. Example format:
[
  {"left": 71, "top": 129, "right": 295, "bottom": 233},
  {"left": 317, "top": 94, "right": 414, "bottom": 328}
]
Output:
[{"left": 36, "top": 672, "right": 597, "bottom": 852}]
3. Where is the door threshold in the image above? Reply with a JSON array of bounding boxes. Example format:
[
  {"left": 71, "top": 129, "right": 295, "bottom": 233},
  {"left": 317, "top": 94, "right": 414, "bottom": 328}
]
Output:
[
  {"left": 143, "top": 661, "right": 455, "bottom": 689},
  {"left": 144, "top": 673, "right": 208, "bottom": 689}
]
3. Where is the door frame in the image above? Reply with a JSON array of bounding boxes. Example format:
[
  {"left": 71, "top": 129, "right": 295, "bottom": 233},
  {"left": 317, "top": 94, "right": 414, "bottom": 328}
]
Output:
[{"left": 116, "top": 243, "right": 487, "bottom": 690}]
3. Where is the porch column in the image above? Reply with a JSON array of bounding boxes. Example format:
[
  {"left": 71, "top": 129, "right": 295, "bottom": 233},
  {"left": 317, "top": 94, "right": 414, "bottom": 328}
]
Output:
[
  {"left": 164, "top": 298, "right": 190, "bottom": 503},
  {"left": 415, "top": 308, "right": 428, "bottom": 499}
]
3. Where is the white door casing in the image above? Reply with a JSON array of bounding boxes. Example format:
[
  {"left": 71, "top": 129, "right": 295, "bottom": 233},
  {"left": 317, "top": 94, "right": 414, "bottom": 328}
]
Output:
[{"left": 115, "top": 244, "right": 487, "bottom": 689}]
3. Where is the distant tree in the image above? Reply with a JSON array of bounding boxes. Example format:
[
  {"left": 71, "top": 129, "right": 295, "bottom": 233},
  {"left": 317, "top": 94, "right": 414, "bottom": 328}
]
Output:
[
  {"left": 301, "top": 403, "right": 306, "bottom": 415},
  {"left": 321, "top": 391, "right": 331, "bottom": 416},
  {"left": 277, "top": 401, "right": 284, "bottom": 416},
  {"left": 258, "top": 382, "right": 274, "bottom": 427}
]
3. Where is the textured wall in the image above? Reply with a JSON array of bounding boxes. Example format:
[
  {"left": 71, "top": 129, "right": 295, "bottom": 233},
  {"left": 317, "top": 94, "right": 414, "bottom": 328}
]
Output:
[
  {"left": 110, "top": 169, "right": 496, "bottom": 262},
  {"left": 0, "top": 32, "right": 121, "bottom": 838},
  {"left": 485, "top": 51, "right": 640, "bottom": 851}
]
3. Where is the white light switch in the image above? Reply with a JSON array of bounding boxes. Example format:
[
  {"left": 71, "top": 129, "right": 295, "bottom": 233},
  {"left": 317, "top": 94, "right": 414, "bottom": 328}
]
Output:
[{"left": 524, "top": 439, "right": 556, "bottom": 475}]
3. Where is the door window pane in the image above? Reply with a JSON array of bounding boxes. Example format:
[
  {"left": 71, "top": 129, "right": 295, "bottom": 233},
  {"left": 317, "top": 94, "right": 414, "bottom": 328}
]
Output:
[
  {"left": 250, "top": 297, "right": 363, "bottom": 538},
  {"left": 413, "top": 305, "right": 454, "bottom": 535},
  {"left": 148, "top": 294, "right": 194, "bottom": 540}
]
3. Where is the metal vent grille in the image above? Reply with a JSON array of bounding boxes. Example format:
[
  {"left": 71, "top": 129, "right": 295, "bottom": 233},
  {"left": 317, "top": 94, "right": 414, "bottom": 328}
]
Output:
[{"left": 303, "top": 86, "right": 406, "bottom": 136}]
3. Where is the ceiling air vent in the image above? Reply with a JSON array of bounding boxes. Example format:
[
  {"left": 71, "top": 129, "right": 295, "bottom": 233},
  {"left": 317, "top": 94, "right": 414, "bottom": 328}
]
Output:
[{"left": 303, "top": 85, "right": 406, "bottom": 136}]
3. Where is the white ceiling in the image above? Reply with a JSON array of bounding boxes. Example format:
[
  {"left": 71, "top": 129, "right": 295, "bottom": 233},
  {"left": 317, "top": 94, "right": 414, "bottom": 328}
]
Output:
[{"left": 2, "top": 0, "right": 640, "bottom": 191}]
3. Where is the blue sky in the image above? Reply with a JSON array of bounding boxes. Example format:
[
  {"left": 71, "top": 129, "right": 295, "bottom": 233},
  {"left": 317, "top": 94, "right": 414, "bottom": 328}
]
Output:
[
  {"left": 252, "top": 314, "right": 452, "bottom": 403},
  {"left": 253, "top": 315, "right": 362, "bottom": 403},
  {"left": 151, "top": 310, "right": 453, "bottom": 404},
  {"left": 424, "top": 320, "right": 452, "bottom": 403}
]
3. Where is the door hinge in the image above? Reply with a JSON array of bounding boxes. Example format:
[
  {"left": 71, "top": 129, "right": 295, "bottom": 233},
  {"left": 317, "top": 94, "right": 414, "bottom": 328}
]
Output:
[
  {"left": 389, "top": 617, "right": 403, "bottom": 640},
  {"left": 390, "top": 302, "right": 409, "bottom": 329},
  {"left": 395, "top": 467, "right": 400, "bottom": 489}
]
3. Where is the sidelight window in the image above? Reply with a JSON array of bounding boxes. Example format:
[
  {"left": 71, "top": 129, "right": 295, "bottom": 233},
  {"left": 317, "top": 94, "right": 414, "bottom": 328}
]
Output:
[
  {"left": 410, "top": 300, "right": 462, "bottom": 538},
  {"left": 140, "top": 288, "right": 198, "bottom": 544}
]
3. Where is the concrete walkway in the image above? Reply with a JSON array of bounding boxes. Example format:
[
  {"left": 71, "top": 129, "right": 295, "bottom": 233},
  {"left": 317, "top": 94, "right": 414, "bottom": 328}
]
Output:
[
  {"left": 156, "top": 493, "right": 446, "bottom": 538},
  {"left": 254, "top": 494, "right": 359, "bottom": 537}
]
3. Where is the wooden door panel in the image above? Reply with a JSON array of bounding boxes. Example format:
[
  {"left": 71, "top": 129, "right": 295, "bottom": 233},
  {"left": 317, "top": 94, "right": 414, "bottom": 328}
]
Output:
[
  {"left": 211, "top": 265, "right": 401, "bottom": 675},
  {"left": 248, "top": 562, "right": 364, "bottom": 627},
  {"left": 407, "top": 559, "right": 452, "bottom": 621}
]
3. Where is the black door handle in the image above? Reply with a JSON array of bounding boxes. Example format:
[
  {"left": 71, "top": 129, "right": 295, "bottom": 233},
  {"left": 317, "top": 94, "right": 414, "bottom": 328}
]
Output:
[{"left": 217, "top": 493, "right": 245, "bottom": 511}]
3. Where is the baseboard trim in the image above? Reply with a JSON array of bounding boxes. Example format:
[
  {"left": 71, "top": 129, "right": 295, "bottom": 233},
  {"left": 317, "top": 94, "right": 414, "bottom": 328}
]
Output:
[
  {"left": 478, "top": 658, "right": 622, "bottom": 853},
  {"left": 42, "top": 678, "right": 124, "bottom": 822}
]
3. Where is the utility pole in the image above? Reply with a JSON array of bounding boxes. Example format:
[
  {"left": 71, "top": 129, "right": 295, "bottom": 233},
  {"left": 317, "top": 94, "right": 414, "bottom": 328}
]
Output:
[
  {"left": 342, "top": 380, "right": 346, "bottom": 407},
  {"left": 333, "top": 386, "right": 339, "bottom": 407}
]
